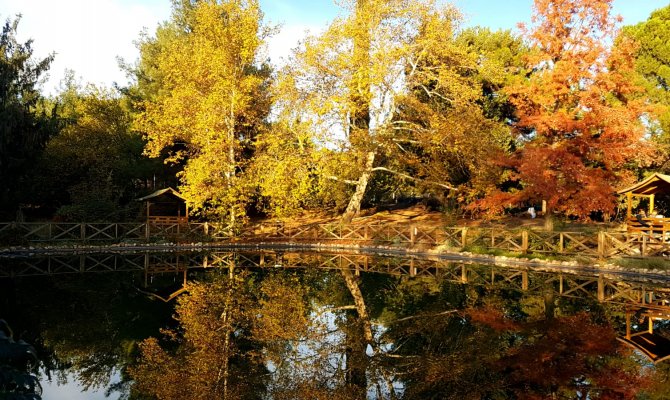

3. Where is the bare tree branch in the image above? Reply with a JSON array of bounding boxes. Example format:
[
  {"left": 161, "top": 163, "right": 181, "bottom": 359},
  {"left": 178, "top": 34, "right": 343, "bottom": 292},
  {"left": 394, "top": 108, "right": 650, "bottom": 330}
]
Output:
[
  {"left": 370, "top": 167, "right": 458, "bottom": 191},
  {"left": 391, "top": 310, "right": 459, "bottom": 323},
  {"left": 392, "top": 137, "right": 420, "bottom": 144},
  {"left": 325, "top": 175, "right": 359, "bottom": 186},
  {"left": 419, "top": 84, "right": 453, "bottom": 102}
]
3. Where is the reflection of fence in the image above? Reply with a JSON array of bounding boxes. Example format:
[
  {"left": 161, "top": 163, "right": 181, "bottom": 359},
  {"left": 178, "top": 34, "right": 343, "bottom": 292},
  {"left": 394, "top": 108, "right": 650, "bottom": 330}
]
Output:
[
  {"left": 2, "top": 221, "right": 670, "bottom": 258},
  {"left": 3, "top": 250, "right": 670, "bottom": 312}
]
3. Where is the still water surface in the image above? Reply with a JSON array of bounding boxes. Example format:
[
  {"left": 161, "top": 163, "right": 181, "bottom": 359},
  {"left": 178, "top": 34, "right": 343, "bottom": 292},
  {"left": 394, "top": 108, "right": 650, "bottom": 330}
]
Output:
[{"left": 2, "top": 250, "right": 670, "bottom": 399}]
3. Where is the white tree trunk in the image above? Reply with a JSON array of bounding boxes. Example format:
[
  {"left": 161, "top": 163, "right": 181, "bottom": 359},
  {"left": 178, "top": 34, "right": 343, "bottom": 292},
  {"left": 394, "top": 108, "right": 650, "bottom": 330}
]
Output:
[{"left": 342, "top": 151, "right": 375, "bottom": 223}]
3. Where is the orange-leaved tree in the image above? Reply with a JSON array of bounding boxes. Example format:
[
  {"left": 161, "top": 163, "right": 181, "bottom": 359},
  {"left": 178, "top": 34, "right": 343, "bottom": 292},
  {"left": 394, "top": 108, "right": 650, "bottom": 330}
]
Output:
[{"left": 476, "top": 0, "right": 656, "bottom": 219}]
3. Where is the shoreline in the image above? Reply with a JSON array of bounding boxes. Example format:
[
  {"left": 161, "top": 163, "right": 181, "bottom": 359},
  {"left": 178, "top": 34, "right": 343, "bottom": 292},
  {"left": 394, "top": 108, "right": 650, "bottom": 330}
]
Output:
[{"left": 1, "top": 240, "right": 669, "bottom": 282}]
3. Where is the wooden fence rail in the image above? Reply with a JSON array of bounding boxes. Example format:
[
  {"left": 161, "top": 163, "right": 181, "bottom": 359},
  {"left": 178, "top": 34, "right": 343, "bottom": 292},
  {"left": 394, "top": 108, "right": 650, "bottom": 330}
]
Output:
[
  {"left": 245, "top": 222, "right": 669, "bottom": 259},
  {"left": 1, "top": 221, "right": 669, "bottom": 259},
  {"left": 0, "top": 222, "right": 233, "bottom": 242}
]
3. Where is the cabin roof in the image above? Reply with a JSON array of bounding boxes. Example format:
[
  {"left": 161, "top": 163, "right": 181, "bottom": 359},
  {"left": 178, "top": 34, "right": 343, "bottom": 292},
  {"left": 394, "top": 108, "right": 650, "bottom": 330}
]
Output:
[
  {"left": 617, "top": 173, "right": 670, "bottom": 196},
  {"left": 136, "top": 187, "right": 187, "bottom": 202},
  {"left": 618, "top": 332, "right": 670, "bottom": 364}
]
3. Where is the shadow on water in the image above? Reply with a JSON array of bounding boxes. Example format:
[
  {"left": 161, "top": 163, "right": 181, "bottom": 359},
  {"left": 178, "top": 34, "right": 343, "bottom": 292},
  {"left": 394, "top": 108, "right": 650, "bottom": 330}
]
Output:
[{"left": 3, "top": 249, "right": 670, "bottom": 399}]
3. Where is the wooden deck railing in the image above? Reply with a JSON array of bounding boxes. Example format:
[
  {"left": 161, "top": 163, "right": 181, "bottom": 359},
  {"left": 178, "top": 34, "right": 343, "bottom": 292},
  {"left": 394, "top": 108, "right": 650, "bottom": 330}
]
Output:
[
  {"left": 626, "top": 217, "right": 670, "bottom": 237},
  {"left": 148, "top": 216, "right": 188, "bottom": 224},
  {"left": 1, "top": 220, "right": 669, "bottom": 259},
  {"left": 0, "top": 222, "right": 233, "bottom": 242},
  {"left": 239, "top": 222, "right": 670, "bottom": 258}
]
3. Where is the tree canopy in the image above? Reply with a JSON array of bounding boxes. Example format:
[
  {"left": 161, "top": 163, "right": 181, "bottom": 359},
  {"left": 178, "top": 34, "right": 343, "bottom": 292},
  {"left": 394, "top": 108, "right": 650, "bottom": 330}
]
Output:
[
  {"left": 473, "top": 0, "right": 657, "bottom": 219},
  {"left": 135, "top": 0, "right": 272, "bottom": 225},
  {"left": 0, "top": 16, "right": 57, "bottom": 219},
  {"left": 623, "top": 5, "right": 670, "bottom": 169},
  {"left": 3, "top": 0, "right": 670, "bottom": 223}
]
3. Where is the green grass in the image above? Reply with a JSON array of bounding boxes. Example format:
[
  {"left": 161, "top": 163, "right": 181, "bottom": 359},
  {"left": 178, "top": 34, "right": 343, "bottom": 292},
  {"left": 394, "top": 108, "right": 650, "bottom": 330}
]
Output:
[{"left": 611, "top": 257, "right": 670, "bottom": 271}]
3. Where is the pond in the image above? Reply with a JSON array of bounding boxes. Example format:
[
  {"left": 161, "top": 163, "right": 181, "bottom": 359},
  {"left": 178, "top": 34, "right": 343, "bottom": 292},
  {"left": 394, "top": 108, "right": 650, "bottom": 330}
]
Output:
[{"left": 2, "top": 249, "right": 670, "bottom": 399}]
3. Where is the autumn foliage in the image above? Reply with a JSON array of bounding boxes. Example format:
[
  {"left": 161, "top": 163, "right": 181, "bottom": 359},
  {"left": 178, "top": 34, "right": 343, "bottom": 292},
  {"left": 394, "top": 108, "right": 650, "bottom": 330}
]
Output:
[
  {"left": 497, "top": 313, "right": 651, "bottom": 399},
  {"left": 475, "top": 0, "right": 656, "bottom": 219},
  {"left": 461, "top": 308, "right": 651, "bottom": 399},
  {"left": 122, "top": 0, "right": 668, "bottom": 222},
  {"left": 3, "top": 0, "right": 669, "bottom": 223}
]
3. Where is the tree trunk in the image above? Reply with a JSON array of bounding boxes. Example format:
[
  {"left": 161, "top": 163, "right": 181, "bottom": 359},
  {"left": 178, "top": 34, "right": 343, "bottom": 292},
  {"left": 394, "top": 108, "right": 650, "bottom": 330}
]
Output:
[
  {"left": 227, "top": 94, "right": 236, "bottom": 228},
  {"left": 213, "top": 264, "right": 236, "bottom": 399},
  {"left": 544, "top": 203, "right": 554, "bottom": 231},
  {"left": 342, "top": 151, "right": 375, "bottom": 223},
  {"left": 340, "top": 266, "right": 372, "bottom": 398},
  {"left": 342, "top": 0, "right": 373, "bottom": 225},
  {"left": 544, "top": 289, "right": 556, "bottom": 320},
  {"left": 340, "top": 266, "right": 374, "bottom": 343}
]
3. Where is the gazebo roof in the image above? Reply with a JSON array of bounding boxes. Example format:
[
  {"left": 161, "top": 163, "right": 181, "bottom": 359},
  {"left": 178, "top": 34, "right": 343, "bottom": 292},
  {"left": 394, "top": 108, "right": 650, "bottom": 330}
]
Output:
[
  {"left": 617, "top": 173, "right": 670, "bottom": 196},
  {"left": 136, "top": 187, "right": 187, "bottom": 202}
]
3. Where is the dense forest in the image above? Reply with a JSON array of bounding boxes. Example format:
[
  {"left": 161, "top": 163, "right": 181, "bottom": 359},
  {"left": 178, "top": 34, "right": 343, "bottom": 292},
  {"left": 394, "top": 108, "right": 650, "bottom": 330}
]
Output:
[{"left": 1, "top": 0, "right": 669, "bottom": 225}]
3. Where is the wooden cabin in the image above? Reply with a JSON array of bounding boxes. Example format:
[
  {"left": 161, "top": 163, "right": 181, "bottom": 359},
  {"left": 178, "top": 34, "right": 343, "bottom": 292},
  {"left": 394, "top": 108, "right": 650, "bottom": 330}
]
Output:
[
  {"left": 617, "top": 173, "right": 670, "bottom": 236},
  {"left": 137, "top": 187, "right": 188, "bottom": 224}
]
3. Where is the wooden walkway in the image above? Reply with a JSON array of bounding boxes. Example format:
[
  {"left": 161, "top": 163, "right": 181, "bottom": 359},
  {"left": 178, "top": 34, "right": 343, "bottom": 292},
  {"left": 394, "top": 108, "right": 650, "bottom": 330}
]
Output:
[{"left": 1, "top": 221, "right": 670, "bottom": 259}]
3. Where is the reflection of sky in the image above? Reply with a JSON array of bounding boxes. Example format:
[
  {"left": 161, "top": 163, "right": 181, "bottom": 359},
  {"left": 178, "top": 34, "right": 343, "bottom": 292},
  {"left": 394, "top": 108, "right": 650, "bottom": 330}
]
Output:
[
  {"left": 264, "top": 305, "right": 405, "bottom": 397},
  {"left": 39, "top": 370, "right": 122, "bottom": 400}
]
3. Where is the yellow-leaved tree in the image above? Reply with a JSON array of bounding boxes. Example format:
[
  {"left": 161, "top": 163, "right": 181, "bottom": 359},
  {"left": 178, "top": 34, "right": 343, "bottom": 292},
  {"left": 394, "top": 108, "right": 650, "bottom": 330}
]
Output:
[
  {"left": 134, "top": 0, "right": 272, "bottom": 225},
  {"left": 272, "top": 0, "right": 512, "bottom": 221}
]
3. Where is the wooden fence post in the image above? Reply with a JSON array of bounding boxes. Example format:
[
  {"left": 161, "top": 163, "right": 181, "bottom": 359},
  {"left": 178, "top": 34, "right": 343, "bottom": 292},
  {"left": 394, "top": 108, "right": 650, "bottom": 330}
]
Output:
[
  {"left": 559, "top": 233, "right": 564, "bottom": 253},
  {"left": 204, "top": 222, "right": 209, "bottom": 236},
  {"left": 597, "top": 231, "right": 605, "bottom": 258},
  {"left": 461, "top": 227, "right": 468, "bottom": 249},
  {"left": 521, "top": 230, "right": 529, "bottom": 253},
  {"left": 410, "top": 226, "right": 416, "bottom": 246},
  {"left": 597, "top": 275, "right": 605, "bottom": 302},
  {"left": 81, "top": 224, "right": 86, "bottom": 240}
]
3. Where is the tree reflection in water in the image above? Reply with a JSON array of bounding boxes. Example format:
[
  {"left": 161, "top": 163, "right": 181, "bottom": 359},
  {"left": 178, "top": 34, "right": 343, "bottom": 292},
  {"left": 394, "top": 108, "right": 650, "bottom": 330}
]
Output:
[
  {"left": 4, "top": 251, "right": 670, "bottom": 399},
  {"left": 0, "top": 271, "right": 173, "bottom": 398},
  {"left": 129, "top": 258, "right": 661, "bottom": 400}
]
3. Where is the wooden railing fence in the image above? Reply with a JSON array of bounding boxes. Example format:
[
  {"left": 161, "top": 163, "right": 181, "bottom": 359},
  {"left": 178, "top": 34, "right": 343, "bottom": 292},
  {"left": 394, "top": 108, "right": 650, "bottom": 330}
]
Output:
[
  {"left": 1, "top": 221, "right": 669, "bottom": 259},
  {"left": 0, "top": 222, "right": 233, "bottom": 242},
  {"left": 243, "top": 222, "right": 670, "bottom": 259}
]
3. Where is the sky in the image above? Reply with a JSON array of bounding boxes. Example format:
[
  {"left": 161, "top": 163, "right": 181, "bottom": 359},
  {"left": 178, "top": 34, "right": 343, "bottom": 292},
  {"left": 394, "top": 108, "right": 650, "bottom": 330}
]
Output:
[{"left": 0, "top": 0, "right": 665, "bottom": 96}]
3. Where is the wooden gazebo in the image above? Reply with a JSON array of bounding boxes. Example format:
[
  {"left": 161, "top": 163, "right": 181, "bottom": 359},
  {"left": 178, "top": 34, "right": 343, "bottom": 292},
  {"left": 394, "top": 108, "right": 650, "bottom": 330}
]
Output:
[
  {"left": 617, "top": 173, "right": 670, "bottom": 234},
  {"left": 137, "top": 187, "right": 188, "bottom": 224}
]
